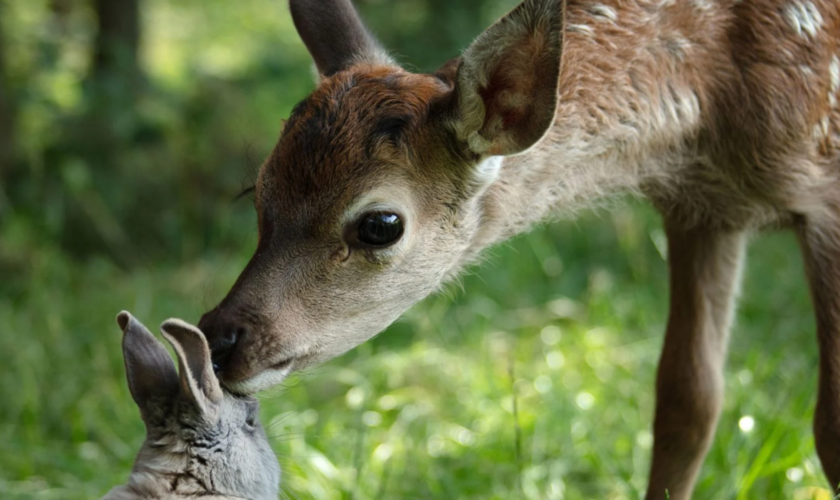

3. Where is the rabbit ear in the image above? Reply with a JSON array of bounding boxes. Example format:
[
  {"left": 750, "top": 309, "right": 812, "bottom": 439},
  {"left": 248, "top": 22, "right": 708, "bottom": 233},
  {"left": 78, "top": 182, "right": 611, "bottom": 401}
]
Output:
[
  {"left": 117, "top": 311, "right": 179, "bottom": 421},
  {"left": 160, "top": 318, "right": 223, "bottom": 418}
]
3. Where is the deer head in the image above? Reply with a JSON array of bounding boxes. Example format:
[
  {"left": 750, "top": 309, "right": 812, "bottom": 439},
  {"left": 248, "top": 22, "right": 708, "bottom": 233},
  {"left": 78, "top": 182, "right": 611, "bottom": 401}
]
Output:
[{"left": 199, "top": 0, "right": 565, "bottom": 394}]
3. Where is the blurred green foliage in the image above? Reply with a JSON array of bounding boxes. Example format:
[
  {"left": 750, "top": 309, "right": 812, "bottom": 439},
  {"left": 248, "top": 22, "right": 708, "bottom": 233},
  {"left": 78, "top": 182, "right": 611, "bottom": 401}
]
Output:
[
  {"left": 0, "top": 0, "right": 507, "bottom": 268},
  {"left": 0, "top": 0, "right": 831, "bottom": 499}
]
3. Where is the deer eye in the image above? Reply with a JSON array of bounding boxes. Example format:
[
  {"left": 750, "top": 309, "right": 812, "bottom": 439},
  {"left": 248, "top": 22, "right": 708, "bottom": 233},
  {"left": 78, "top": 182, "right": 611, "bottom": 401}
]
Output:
[{"left": 357, "top": 212, "right": 403, "bottom": 247}]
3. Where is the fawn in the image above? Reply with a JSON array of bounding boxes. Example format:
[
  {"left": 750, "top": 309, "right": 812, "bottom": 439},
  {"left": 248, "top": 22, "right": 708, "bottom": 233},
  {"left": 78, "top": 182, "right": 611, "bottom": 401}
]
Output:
[
  {"left": 102, "top": 312, "right": 279, "bottom": 500},
  {"left": 196, "top": 0, "right": 840, "bottom": 497}
]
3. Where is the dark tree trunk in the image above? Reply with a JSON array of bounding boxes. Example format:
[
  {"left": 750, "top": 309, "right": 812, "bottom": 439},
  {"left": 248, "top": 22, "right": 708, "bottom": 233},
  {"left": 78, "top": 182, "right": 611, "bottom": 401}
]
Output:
[
  {"left": 91, "top": 0, "right": 141, "bottom": 84},
  {"left": 0, "top": 0, "right": 16, "bottom": 177},
  {"left": 83, "top": 0, "right": 144, "bottom": 150}
]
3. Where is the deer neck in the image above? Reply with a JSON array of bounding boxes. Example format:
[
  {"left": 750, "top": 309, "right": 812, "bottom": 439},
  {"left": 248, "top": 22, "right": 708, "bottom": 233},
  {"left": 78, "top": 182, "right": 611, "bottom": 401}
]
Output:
[{"left": 463, "top": 0, "right": 718, "bottom": 261}]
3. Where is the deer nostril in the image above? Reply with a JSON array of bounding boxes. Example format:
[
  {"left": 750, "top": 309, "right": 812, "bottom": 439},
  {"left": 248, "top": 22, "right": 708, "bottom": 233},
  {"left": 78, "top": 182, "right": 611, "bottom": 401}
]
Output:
[{"left": 209, "top": 325, "right": 246, "bottom": 373}]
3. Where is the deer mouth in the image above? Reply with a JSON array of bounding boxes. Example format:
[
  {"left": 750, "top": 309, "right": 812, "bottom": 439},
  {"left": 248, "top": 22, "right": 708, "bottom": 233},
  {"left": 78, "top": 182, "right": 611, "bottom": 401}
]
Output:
[
  {"left": 270, "top": 357, "right": 295, "bottom": 371},
  {"left": 221, "top": 357, "right": 297, "bottom": 395}
]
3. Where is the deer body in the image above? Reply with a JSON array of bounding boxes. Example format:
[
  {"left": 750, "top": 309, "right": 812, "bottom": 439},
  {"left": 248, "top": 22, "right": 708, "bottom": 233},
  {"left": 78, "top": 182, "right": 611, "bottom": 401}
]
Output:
[
  {"left": 198, "top": 0, "right": 840, "bottom": 497},
  {"left": 480, "top": 0, "right": 838, "bottom": 247}
]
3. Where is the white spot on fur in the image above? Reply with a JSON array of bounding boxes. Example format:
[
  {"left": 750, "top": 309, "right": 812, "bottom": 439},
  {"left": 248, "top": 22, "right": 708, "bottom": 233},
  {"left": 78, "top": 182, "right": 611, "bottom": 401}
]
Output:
[
  {"left": 799, "top": 64, "right": 815, "bottom": 76},
  {"left": 474, "top": 156, "right": 503, "bottom": 185},
  {"left": 683, "top": 91, "right": 701, "bottom": 125},
  {"left": 828, "top": 55, "right": 840, "bottom": 108},
  {"left": 666, "top": 36, "right": 692, "bottom": 61},
  {"left": 589, "top": 4, "right": 617, "bottom": 23},
  {"left": 784, "top": 1, "right": 823, "bottom": 39},
  {"left": 567, "top": 24, "right": 595, "bottom": 37},
  {"left": 646, "top": 0, "right": 676, "bottom": 7},
  {"left": 812, "top": 122, "right": 823, "bottom": 141},
  {"left": 692, "top": 0, "right": 714, "bottom": 10},
  {"left": 658, "top": 86, "right": 701, "bottom": 128},
  {"left": 779, "top": 48, "right": 796, "bottom": 61},
  {"left": 812, "top": 115, "right": 830, "bottom": 141}
]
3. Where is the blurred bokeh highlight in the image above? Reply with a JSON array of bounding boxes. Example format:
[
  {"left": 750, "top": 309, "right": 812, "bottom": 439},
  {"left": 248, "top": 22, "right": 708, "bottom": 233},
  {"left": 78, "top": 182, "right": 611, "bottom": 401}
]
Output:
[{"left": 0, "top": 0, "right": 831, "bottom": 498}]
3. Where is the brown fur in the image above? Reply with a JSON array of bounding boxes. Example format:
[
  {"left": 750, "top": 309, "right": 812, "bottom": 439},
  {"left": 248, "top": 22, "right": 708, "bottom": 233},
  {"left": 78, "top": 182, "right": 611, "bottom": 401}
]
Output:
[{"left": 199, "top": 0, "right": 840, "bottom": 497}]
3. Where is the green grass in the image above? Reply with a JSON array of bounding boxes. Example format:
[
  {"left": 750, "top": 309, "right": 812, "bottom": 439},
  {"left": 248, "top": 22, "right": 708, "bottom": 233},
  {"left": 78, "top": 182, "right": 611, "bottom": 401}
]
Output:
[{"left": 1, "top": 203, "right": 832, "bottom": 500}]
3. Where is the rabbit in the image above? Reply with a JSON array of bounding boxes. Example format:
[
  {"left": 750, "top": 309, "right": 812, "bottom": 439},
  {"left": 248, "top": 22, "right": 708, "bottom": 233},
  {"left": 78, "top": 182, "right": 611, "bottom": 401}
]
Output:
[{"left": 101, "top": 312, "right": 280, "bottom": 500}]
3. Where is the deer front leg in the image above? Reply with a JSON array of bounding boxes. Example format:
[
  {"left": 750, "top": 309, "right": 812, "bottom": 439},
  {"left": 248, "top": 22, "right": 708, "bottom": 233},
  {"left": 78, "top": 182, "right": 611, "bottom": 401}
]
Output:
[
  {"left": 797, "top": 209, "right": 840, "bottom": 492},
  {"left": 645, "top": 224, "right": 746, "bottom": 500}
]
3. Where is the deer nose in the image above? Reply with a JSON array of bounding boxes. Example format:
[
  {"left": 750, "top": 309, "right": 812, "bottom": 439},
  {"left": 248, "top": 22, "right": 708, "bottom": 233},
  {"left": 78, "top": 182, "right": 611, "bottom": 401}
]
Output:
[{"left": 198, "top": 310, "right": 247, "bottom": 373}]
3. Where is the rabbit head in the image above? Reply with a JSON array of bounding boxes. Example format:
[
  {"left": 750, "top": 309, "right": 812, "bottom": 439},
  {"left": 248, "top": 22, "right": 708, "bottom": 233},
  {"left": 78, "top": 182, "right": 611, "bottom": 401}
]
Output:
[{"left": 111, "top": 312, "right": 280, "bottom": 500}]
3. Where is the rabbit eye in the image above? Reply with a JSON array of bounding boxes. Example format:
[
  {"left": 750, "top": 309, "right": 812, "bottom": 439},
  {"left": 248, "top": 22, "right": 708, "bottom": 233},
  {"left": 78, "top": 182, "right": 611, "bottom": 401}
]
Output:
[{"left": 244, "top": 402, "right": 259, "bottom": 429}]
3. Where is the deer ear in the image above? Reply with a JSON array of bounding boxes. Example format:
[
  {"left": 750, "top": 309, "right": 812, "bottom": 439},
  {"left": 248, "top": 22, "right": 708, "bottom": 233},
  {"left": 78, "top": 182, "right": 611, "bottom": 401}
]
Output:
[
  {"left": 160, "top": 319, "right": 223, "bottom": 418},
  {"left": 452, "top": 0, "right": 565, "bottom": 157},
  {"left": 289, "top": 0, "right": 393, "bottom": 77},
  {"left": 117, "top": 311, "right": 179, "bottom": 421}
]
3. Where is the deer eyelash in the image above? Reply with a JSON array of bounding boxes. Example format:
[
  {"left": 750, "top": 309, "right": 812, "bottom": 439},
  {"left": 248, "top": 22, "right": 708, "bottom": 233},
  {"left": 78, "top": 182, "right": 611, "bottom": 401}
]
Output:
[{"left": 234, "top": 185, "right": 256, "bottom": 203}]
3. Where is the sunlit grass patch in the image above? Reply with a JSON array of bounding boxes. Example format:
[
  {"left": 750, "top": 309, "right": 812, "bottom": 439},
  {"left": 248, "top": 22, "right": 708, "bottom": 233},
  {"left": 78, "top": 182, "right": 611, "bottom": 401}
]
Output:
[{"left": 1, "top": 204, "right": 826, "bottom": 499}]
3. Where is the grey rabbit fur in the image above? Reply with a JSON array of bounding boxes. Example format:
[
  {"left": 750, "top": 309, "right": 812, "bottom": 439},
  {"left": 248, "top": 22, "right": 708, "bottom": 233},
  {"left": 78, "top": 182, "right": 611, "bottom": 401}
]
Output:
[{"left": 101, "top": 312, "right": 280, "bottom": 500}]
